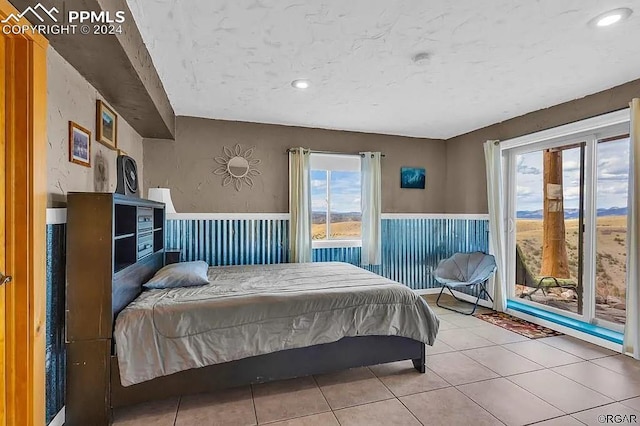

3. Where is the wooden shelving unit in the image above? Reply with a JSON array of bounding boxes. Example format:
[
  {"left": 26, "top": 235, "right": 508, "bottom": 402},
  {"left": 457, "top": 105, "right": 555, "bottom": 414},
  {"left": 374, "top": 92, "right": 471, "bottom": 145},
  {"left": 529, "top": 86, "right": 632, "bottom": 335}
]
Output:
[{"left": 65, "top": 192, "right": 165, "bottom": 423}]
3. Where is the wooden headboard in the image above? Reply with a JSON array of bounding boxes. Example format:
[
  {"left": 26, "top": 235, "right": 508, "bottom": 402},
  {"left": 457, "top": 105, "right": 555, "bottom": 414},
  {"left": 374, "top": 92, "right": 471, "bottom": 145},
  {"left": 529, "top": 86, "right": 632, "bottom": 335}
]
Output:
[
  {"left": 112, "top": 251, "right": 164, "bottom": 321},
  {"left": 66, "top": 192, "right": 166, "bottom": 343},
  {"left": 66, "top": 192, "right": 166, "bottom": 425}
]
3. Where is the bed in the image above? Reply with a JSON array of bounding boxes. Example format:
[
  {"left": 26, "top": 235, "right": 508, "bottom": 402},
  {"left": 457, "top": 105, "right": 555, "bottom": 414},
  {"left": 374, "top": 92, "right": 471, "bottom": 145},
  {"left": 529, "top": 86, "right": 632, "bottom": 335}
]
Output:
[
  {"left": 113, "top": 262, "right": 439, "bottom": 388},
  {"left": 65, "top": 196, "right": 440, "bottom": 424},
  {"left": 101, "top": 258, "right": 439, "bottom": 411}
]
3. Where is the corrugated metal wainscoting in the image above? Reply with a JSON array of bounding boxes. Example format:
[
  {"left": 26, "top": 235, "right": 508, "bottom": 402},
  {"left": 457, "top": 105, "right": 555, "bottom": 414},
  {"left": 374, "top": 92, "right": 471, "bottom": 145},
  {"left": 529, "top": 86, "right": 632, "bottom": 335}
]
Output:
[
  {"left": 313, "top": 218, "right": 490, "bottom": 292},
  {"left": 45, "top": 224, "right": 66, "bottom": 424},
  {"left": 166, "top": 219, "right": 289, "bottom": 265},
  {"left": 166, "top": 217, "right": 489, "bottom": 292}
]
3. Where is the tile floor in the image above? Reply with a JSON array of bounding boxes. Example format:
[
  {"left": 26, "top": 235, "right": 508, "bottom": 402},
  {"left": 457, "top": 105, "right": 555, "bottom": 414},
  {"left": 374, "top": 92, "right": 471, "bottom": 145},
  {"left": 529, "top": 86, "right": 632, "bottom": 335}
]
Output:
[{"left": 113, "top": 295, "right": 640, "bottom": 426}]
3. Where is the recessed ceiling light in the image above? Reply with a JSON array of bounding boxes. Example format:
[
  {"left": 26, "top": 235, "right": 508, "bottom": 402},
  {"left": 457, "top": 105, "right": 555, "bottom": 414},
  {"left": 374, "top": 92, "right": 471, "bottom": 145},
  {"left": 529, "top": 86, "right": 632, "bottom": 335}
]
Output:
[
  {"left": 589, "top": 8, "right": 632, "bottom": 27},
  {"left": 291, "top": 79, "right": 310, "bottom": 89}
]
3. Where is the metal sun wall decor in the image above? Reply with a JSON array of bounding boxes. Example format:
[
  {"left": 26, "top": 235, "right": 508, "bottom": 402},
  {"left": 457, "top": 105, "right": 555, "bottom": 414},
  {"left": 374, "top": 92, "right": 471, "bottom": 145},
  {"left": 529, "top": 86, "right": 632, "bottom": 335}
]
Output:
[{"left": 213, "top": 144, "right": 261, "bottom": 191}]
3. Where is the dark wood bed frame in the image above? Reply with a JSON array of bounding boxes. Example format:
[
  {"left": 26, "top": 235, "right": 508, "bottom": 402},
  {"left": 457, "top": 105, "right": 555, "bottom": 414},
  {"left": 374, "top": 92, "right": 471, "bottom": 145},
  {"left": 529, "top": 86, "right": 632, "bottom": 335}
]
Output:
[
  {"left": 65, "top": 194, "right": 426, "bottom": 425},
  {"left": 108, "top": 254, "right": 426, "bottom": 407}
]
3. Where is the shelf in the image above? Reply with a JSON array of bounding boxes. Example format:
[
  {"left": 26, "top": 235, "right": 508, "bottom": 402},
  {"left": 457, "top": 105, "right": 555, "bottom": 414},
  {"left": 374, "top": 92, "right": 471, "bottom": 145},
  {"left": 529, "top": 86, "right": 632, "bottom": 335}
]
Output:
[
  {"left": 153, "top": 207, "right": 164, "bottom": 230},
  {"left": 154, "top": 228, "right": 164, "bottom": 252},
  {"left": 114, "top": 262, "right": 136, "bottom": 273},
  {"left": 66, "top": 192, "right": 167, "bottom": 348},
  {"left": 114, "top": 233, "right": 135, "bottom": 240},
  {"left": 115, "top": 204, "right": 137, "bottom": 236}
]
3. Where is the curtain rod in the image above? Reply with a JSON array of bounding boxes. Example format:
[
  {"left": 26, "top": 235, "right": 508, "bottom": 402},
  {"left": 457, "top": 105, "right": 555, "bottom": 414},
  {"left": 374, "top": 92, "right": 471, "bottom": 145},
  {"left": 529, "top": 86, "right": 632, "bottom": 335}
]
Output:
[{"left": 286, "top": 148, "right": 386, "bottom": 157}]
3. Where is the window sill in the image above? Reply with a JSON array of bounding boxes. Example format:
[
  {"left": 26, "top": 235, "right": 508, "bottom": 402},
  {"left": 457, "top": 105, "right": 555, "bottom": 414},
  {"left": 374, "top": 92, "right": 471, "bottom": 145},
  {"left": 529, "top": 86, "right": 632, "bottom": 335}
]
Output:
[
  {"left": 507, "top": 299, "right": 624, "bottom": 345},
  {"left": 312, "top": 240, "right": 362, "bottom": 249}
]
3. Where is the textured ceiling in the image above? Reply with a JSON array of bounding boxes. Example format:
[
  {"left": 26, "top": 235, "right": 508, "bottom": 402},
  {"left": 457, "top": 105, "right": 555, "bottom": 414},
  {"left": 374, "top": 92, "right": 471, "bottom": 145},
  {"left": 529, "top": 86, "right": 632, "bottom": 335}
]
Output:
[{"left": 127, "top": 0, "right": 640, "bottom": 139}]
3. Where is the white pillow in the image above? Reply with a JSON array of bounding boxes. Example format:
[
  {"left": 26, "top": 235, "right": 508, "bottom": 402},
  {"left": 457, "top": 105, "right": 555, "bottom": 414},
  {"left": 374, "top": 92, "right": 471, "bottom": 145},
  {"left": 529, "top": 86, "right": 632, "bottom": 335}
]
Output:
[{"left": 143, "top": 261, "right": 209, "bottom": 289}]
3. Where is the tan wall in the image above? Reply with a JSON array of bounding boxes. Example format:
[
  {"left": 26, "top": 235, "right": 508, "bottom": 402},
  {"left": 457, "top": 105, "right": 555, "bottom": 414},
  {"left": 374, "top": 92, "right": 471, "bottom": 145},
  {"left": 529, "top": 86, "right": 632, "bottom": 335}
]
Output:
[
  {"left": 445, "top": 78, "right": 640, "bottom": 214},
  {"left": 47, "top": 47, "right": 144, "bottom": 207},
  {"left": 143, "top": 117, "right": 446, "bottom": 213}
]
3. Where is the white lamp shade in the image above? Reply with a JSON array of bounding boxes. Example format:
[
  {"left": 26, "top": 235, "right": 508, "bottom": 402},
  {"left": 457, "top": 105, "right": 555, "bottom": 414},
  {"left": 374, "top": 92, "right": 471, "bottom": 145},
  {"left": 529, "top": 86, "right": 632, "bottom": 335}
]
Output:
[{"left": 147, "top": 188, "right": 177, "bottom": 213}]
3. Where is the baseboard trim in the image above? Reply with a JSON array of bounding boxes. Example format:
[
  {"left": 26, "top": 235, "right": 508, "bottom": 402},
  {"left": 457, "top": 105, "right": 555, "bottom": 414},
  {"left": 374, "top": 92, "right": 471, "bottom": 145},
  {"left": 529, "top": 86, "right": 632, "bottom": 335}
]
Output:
[
  {"left": 381, "top": 213, "right": 489, "bottom": 220},
  {"left": 46, "top": 208, "right": 67, "bottom": 225},
  {"left": 505, "top": 304, "right": 623, "bottom": 352},
  {"left": 50, "top": 210, "right": 489, "bottom": 225},
  {"left": 165, "top": 212, "right": 490, "bottom": 221}
]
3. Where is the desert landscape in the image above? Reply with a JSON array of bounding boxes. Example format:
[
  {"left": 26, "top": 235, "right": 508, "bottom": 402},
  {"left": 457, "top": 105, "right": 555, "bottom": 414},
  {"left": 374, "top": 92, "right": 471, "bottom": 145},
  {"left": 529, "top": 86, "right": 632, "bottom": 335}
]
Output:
[
  {"left": 312, "top": 221, "right": 362, "bottom": 240},
  {"left": 312, "top": 212, "right": 362, "bottom": 240},
  {"left": 516, "top": 216, "right": 627, "bottom": 324}
]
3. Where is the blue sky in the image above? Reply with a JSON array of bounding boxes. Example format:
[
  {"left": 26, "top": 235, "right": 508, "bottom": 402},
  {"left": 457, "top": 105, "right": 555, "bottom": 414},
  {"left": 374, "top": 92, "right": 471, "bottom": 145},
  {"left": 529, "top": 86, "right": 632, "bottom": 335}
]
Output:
[
  {"left": 516, "top": 138, "right": 630, "bottom": 211},
  {"left": 311, "top": 170, "right": 361, "bottom": 212}
]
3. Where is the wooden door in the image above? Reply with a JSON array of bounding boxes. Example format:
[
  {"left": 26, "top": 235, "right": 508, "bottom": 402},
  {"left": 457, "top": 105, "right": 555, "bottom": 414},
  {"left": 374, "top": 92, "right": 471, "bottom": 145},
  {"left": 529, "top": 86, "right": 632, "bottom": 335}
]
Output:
[
  {"left": 0, "top": 1, "right": 48, "bottom": 423},
  {"left": 0, "top": 31, "right": 6, "bottom": 426}
]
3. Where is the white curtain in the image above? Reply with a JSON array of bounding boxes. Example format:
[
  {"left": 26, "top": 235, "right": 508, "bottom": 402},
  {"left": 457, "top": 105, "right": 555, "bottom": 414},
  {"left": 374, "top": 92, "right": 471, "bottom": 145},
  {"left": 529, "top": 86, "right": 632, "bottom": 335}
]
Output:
[
  {"left": 624, "top": 99, "right": 640, "bottom": 359},
  {"left": 484, "top": 140, "right": 508, "bottom": 312},
  {"left": 361, "top": 152, "right": 382, "bottom": 266},
  {"left": 289, "top": 148, "right": 312, "bottom": 263}
]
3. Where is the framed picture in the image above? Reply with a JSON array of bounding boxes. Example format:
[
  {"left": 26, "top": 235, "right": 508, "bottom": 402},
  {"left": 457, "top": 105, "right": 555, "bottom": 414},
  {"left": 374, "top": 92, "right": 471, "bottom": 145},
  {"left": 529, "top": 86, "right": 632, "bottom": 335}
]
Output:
[
  {"left": 69, "top": 121, "right": 91, "bottom": 167},
  {"left": 400, "top": 167, "right": 426, "bottom": 189},
  {"left": 96, "top": 100, "right": 117, "bottom": 149}
]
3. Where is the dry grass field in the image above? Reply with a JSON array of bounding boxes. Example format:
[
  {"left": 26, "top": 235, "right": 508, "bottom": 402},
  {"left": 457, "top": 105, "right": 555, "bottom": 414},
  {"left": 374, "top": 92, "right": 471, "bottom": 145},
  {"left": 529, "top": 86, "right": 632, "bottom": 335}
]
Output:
[
  {"left": 517, "top": 216, "right": 627, "bottom": 302},
  {"left": 312, "top": 221, "right": 361, "bottom": 240}
]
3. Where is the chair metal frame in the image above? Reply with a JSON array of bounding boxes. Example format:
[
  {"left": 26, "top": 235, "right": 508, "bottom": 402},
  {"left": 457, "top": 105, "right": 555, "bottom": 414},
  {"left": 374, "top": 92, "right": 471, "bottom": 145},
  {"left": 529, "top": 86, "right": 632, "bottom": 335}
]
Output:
[
  {"left": 436, "top": 280, "right": 494, "bottom": 315},
  {"left": 519, "top": 276, "right": 578, "bottom": 300}
]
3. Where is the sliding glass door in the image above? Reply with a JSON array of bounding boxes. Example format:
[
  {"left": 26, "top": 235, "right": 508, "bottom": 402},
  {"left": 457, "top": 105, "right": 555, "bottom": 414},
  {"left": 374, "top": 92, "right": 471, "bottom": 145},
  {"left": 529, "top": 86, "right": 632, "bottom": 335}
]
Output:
[
  {"left": 594, "top": 136, "right": 630, "bottom": 327},
  {"left": 505, "top": 130, "right": 629, "bottom": 331},
  {"left": 513, "top": 143, "right": 586, "bottom": 316}
]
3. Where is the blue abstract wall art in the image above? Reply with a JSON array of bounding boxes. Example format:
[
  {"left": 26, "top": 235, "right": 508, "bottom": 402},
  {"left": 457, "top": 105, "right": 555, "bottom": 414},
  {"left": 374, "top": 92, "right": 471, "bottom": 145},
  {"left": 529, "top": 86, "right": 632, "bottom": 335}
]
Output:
[{"left": 400, "top": 167, "right": 426, "bottom": 189}]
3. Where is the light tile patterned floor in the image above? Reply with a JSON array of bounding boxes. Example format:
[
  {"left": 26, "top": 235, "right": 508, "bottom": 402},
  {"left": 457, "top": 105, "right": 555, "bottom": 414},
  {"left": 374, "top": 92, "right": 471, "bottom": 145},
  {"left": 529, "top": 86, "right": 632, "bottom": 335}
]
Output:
[{"left": 113, "top": 295, "right": 640, "bottom": 426}]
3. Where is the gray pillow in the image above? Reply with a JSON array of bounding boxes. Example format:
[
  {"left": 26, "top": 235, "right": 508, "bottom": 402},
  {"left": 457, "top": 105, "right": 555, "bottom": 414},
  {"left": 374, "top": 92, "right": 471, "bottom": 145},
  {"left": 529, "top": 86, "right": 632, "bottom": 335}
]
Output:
[{"left": 143, "top": 261, "right": 209, "bottom": 289}]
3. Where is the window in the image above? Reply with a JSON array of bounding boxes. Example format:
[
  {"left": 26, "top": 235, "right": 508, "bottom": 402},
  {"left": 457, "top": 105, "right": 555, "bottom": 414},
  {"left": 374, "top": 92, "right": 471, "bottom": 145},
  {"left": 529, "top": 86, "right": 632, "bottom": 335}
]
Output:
[
  {"left": 310, "top": 154, "right": 362, "bottom": 245},
  {"left": 594, "top": 136, "right": 630, "bottom": 325},
  {"left": 503, "top": 109, "right": 630, "bottom": 332}
]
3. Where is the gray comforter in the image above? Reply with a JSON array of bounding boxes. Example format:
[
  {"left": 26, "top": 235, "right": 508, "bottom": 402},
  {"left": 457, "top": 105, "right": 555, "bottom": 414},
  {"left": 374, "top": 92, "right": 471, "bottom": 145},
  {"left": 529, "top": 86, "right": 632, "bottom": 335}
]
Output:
[{"left": 114, "top": 262, "right": 439, "bottom": 386}]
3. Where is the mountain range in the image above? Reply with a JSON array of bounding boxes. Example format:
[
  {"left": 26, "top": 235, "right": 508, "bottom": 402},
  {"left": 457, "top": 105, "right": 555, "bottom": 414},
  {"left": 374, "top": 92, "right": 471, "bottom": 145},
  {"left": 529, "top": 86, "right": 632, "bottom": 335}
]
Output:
[
  {"left": 312, "top": 208, "right": 628, "bottom": 221},
  {"left": 312, "top": 212, "right": 361, "bottom": 224},
  {"left": 517, "top": 207, "right": 627, "bottom": 219}
]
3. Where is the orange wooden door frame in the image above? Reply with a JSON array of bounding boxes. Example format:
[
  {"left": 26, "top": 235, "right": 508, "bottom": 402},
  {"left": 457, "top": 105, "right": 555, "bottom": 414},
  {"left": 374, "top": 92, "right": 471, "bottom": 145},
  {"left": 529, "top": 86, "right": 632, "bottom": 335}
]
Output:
[
  {"left": 0, "top": 1, "right": 48, "bottom": 425},
  {"left": 0, "top": 29, "right": 6, "bottom": 426}
]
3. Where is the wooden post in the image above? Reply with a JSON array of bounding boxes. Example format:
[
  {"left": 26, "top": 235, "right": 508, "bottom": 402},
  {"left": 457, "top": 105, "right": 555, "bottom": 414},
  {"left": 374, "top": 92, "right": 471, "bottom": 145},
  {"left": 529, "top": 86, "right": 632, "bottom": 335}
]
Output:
[{"left": 541, "top": 149, "right": 570, "bottom": 278}]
